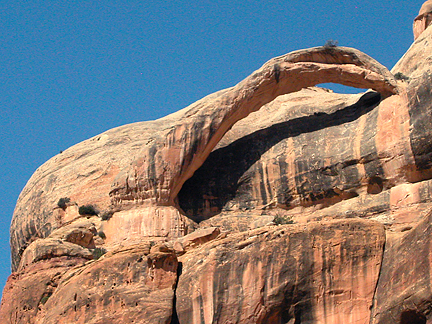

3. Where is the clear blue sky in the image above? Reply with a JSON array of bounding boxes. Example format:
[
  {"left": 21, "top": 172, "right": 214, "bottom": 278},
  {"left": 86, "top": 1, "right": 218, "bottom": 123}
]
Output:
[{"left": 0, "top": 0, "right": 423, "bottom": 296}]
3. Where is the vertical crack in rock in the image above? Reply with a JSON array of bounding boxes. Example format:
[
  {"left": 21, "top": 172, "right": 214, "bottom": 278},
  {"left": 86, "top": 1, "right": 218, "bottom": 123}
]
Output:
[
  {"left": 170, "top": 262, "right": 182, "bottom": 324},
  {"left": 369, "top": 230, "right": 387, "bottom": 324}
]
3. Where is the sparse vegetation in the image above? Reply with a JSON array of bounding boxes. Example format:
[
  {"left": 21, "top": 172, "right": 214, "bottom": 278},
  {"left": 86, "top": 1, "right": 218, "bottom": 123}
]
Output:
[
  {"left": 92, "top": 247, "right": 107, "bottom": 260},
  {"left": 39, "top": 293, "right": 52, "bottom": 305},
  {"left": 78, "top": 204, "right": 98, "bottom": 216},
  {"left": 100, "top": 210, "right": 114, "bottom": 221},
  {"left": 394, "top": 72, "right": 410, "bottom": 81},
  {"left": 57, "top": 197, "right": 70, "bottom": 210},
  {"left": 40, "top": 296, "right": 49, "bottom": 304},
  {"left": 324, "top": 39, "right": 338, "bottom": 48},
  {"left": 98, "top": 231, "right": 106, "bottom": 239},
  {"left": 273, "top": 214, "right": 294, "bottom": 225}
]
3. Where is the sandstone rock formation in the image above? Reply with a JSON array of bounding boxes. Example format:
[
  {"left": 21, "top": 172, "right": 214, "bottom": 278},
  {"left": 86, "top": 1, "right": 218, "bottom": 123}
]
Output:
[
  {"left": 8, "top": 45, "right": 398, "bottom": 272},
  {"left": 414, "top": 0, "right": 432, "bottom": 40},
  {"left": 3, "top": 1, "right": 432, "bottom": 323},
  {"left": 176, "top": 219, "right": 385, "bottom": 324}
]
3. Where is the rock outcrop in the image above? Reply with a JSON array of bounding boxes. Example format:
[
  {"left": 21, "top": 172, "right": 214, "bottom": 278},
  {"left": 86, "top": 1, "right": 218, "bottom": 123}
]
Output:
[
  {"left": 3, "top": 1, "right": 432, "bottom": 323},
  {"left": 176, "top": 219, "right": 385, "bottom": 324},
  {"left": 414, "top": 0, "right": 432, "bottom": 40},
  {"left": 8, "top": 46, "right": 397, "bottom": 273},
  {"left": 34, "top": 243, "right": 178, "bottom": 324}
]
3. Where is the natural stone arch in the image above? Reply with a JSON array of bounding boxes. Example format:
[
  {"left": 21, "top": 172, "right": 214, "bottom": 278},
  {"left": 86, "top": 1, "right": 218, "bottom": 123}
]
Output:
[
  {"left": 109, "top": 46, "right": 398, "bottom": 209},
  {"left": 9, "top": 46, "right": 399, "bottom": 269}
]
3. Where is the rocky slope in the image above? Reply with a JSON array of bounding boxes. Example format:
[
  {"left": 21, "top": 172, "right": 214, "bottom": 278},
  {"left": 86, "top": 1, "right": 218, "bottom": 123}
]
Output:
[{"left": 3, "top": 2, "right": 432, "bottom": 323}]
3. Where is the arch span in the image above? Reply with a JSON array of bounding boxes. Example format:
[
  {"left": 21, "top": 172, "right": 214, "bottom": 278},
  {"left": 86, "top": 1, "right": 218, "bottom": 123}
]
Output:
[{"left": 109, "top": 46, "right": 398, "bottom": 208}]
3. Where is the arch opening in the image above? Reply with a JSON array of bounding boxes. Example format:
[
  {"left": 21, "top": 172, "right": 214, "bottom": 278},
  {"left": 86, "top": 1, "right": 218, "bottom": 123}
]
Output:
[{"left": 318, "top": 83, "right": 368, "bottom": 94}]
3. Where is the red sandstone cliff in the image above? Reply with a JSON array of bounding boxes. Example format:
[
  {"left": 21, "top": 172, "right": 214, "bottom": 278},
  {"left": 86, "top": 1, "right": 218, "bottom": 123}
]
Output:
[{"left": 3, "top": 2, "right": 432, "bottom": 324}]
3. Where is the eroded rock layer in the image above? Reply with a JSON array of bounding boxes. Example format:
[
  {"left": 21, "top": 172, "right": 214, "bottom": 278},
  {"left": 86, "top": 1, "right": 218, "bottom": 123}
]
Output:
[
  {"left": 4, "top": 2, "right": 432, "bottom": 323},
  {"left": 8, "top": 46, "right": 398, "bottom": 272},
  {"left": 176, "top": 219, "right": 385, "bottom": 324}
]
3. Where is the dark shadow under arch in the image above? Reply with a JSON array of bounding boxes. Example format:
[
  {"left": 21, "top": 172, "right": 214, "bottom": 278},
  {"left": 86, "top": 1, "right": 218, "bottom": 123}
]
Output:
[{"left": 178, "top": 91, "right": 381, "bottom": 222}]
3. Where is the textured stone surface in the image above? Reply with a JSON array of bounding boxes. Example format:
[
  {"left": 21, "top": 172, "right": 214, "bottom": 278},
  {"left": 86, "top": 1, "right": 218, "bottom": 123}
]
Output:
[
  {"left": 9, "top": 46, "right": 397, "bottom": 272},
  {"left": 1, "top": 243, "right": 178, "bottom": 324},
  {"left": 16, "top": 217, "right": 102, "bottom": 272},
  {"left": 176, "top": 219, "right": 385, "bottom": 324},
  {"left": 0, "top": 257, "right": 88, "bottom": 324},
  {"left": 371, "top": 210, "right": 432, "bottom": 324},
  {"left": 414, "top": 0, "right": 432, "bottom": 39},
  {"left": 4, "top": 2, "right": 432, "bottom": 323},
  {"left": 18, "top": 238, "right": 93, "bottom": 272},
  {"left": 34, "top": 244, "right": 178, "bottom": 324},
  {"left": 174, "top": 227, "right": 221, "bottom": 253}
]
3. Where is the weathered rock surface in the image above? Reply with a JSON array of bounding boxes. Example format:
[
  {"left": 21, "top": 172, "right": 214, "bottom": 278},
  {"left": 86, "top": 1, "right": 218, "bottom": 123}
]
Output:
[
  {"left": 176, "top": 219, "right": 385, "bottom": 324},
  {"left": 414, "top": 0, "right": 432, "bottom": 40},
  {"left": 371, "top": 210, "right": 432, "bottom": 324},
  {"left": 9, "top": 45, "right": 398, "bottom": 272},
  {"left": 0, "top": 257, "right": 89, "bottom": 324},
  {"left": 34, "top": 244, "right": 178, "bottom": 324},
  {"left": 4, "top": 1, "right": 432, "bottom": 323}
]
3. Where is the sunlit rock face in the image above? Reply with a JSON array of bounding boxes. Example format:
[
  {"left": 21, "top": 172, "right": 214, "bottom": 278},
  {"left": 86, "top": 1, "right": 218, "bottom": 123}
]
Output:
[
  {"left": 4, "top": 2, "right": 432, "bottom": 323},
  {"left": 414, "top": 0, "right": 432, "bottom": 40},
  {"left": 176, "top": 219, "right": 385, "bottom": 324},
  {"left": 8, "top": 45, "right": 398, "bottom": 273}
]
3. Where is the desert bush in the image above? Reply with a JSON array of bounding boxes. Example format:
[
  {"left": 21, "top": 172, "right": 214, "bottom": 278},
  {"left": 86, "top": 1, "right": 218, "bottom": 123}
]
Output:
[
  {"left": 324, "top": 39, "right": 338, "bottom": 48},
  {"left": 57, "top": 197, "right": 70, "bottom": 210},
  {"left": 78, "top": 204, "right": 98, "bottom": 216},
  {"left": 98, "top": 231, "right": 106, "bottom": 239},
  {"left": 100, "top": 210, "right": 114, "bottom": 221},
  {"left": 92, "top": 247, "right": 107, "bottom": 260},
  {"left": 394, "top": 72, "right": 409, "bottom": 81},
  {"left": 273, "top": 214, "right": 294, "bottom": 225}
]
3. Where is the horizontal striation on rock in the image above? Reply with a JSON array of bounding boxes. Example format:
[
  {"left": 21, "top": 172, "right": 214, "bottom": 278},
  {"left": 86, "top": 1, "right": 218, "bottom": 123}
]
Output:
[
  {"left": 0, "top": 257, "right": 89, "bottom": 324},
  {"left": 177, "top": 88, "right": 413, "bottom": 221}
]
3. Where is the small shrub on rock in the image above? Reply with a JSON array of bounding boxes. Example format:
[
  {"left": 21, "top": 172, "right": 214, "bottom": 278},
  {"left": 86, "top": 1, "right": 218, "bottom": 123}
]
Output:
[
  {"left": 273, "top": 214, "right": 294, "bottom": 225},
  {"left": 92, "top": 247, "right": 107, "bottom": 260},
  {"left": 324, "top": 39, "right": 338, "bottom": 48},
  {"left": 394, "top": 72, "right": 410, "bottom": 81},
  {"left": 98, "top": 231, "right": 106, "bottom": 239},
  {"left": 78, "top": 205, "right": 98, "bottom": 216},
  {"left": 100, "top": 211, "right": 114, "bottom": 221},
  {"left": 57, "top": 197, "right": 70, "bottom": 210}
]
